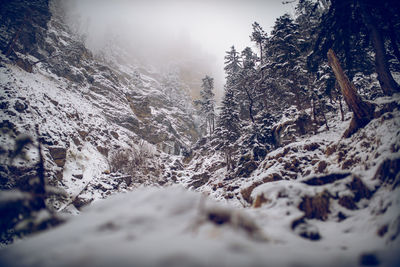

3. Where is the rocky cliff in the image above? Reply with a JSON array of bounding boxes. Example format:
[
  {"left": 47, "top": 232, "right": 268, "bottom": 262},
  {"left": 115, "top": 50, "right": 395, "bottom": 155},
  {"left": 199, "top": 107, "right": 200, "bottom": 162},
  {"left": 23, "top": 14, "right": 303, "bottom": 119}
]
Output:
[{"left": 0, "top": 0, "right": 200, "bottom": 215}]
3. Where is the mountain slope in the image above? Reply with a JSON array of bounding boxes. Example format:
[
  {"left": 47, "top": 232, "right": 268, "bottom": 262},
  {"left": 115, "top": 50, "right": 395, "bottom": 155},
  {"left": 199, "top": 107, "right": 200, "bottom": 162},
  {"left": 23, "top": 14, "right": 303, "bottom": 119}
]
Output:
[{"left": 0, "top": 0, "right": 201, "bottom": 233}]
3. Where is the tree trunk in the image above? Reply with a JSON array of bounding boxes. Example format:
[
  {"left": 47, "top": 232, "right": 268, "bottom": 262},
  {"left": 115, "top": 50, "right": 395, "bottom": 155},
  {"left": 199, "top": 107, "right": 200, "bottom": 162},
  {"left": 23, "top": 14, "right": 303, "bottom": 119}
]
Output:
[
  {"left": 335, "top": 82, "right": 345, "bottom": 121},
  {"left": 225, "top": 150, "right": 230, "bottom": 171},
  {"left": 322, "top": 109, "right": 329, "bottom": 131},
  {"left": 381, "top": 4, "right": 400, "bottom": 68},
  {"left": 327, "top": 49, "right": 375, "bottom": 137},
  {"left": 359, "top": 1, "right": 400, "bottom": 95},
  {"left": 209, "top": 118, "right": 212, "bottom": 137},
  {"left": 5, "top": 28, "right": 22, "bottom": 57},
  {"left": 311, "top": 97, "right": 316, "bottom": 121},
  {"left": 243, "top": 84, "right": 255, "bottom": 124},
  {"left": 338, "top": 96, "right": 345, "bottom": 121},
  {"left": 388, "top": 24, "right": 400, "bottom": 65}
]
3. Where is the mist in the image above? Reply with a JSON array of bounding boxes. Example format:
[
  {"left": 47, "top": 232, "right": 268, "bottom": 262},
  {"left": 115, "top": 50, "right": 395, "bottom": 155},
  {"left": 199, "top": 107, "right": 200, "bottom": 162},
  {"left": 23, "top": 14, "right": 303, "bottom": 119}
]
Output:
[{"left": 60, "top": 0, "right": 292, "bottom": 100}]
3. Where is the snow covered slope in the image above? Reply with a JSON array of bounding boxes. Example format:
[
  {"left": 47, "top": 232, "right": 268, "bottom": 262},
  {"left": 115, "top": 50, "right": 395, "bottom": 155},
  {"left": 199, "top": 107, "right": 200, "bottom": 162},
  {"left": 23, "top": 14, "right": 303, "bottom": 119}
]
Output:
[
  {"left": 175, "top": 95, "right": 400, "bottom": 266},
  {"left": 0, "top": 0, "right": 200, "bottom": 212}
]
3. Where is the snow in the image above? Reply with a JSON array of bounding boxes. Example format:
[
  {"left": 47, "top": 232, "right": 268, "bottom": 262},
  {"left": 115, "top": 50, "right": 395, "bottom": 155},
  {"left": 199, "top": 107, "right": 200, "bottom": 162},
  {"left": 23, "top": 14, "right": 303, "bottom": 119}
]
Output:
[
  {"left": 59, "top": 142, "right": 108, "bottom": 209},
  {"left": 2, "top": 186, "right": 397, "bottom": 267}
]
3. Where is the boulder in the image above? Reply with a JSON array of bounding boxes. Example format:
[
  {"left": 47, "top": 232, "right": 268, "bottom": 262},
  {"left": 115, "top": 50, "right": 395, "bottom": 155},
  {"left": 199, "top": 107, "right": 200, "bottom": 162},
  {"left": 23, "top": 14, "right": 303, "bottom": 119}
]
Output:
[
  {"left": 292, "top": 218, "right": 321, "bottom": 241},
  {"left": 303, "top": 172, "right": 350, "bottom": 186},
  {"left": 15, "top": 58, "right": 32, "bottom": 73},
  {"left": 189, "top": 172, "right": 210, "bottom": 188},
  {"left": 110, "top": 131, "right": 119, "bottom": 140},
  {"left": 48, "top": 147, "right": 67, "bottom": 167},
  {"left": 241, "top": 173, "right": 282, "bottom": 204},
  {"left": 298, "top": 191, "right": 331, "bottom": 221},
  {"left": 14, "top": 100, "right": 27, "bottom": 112},
  {"left": 235, "top": 160, "right": 258, "bottom": 178},
  {"left": 374, "top": 157, "right": 400, "bottom": 188},
  {"left": 77, "top": 130, "right": 88, "bottom": 139},
  {"left": 96, "top": 146, "right": 109, "bottom": 157},
  {"left": 72, "top": 196, "right": 92, "bottom": 210}
]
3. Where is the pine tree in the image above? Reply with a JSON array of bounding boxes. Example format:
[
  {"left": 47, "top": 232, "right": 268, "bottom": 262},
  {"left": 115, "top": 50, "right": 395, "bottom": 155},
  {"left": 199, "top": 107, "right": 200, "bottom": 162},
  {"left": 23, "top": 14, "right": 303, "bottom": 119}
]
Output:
[
  {"left": 224, "top": 45, "right": 245, "bottom": 120},
  {"left": 198, "top": 75, "right": 216, "bottom": 136},
  {"left": 216, "top": 86, "right": 240, "bottom": 170},
  {"left": 214, "top": 46, "right": 243, "bottom": 170},
  {"left": 295, "top": 0, "right": 321, "bottom": 53},
  {"left": 239, "top": 47, "right": 258, "bottom": 123},
  {"left": 266, "top": 14, "right": 309, "bottom": 110},
  {"left": 295, "top": 0, "right": 333, "bottom": 125},
  {"left": 224, "top": 46, "right": 241, "bottom": 80},
  {"left": 250, "top": 22, "right": 267, "bottom": 64}
]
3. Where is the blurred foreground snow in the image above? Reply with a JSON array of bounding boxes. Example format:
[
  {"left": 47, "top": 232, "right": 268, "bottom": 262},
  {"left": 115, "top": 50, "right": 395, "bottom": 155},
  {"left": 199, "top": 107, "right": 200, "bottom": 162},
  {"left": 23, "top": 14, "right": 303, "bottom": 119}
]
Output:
[{"left": 1, "top": 186, "right": 399, "bottom": 267}]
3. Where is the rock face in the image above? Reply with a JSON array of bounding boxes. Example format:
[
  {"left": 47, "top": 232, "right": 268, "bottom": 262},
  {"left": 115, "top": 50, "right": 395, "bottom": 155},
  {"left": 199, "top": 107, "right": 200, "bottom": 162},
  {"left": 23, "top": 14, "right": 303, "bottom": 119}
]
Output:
[
  {"left": 1, "top": 0, "right": 200, "bottom": 153},
  {"left": 0, "top": 0, "right": 201, "bottom": 212},
  {"left": 0, "top": 0, "right": 51, "bottom": 56}
]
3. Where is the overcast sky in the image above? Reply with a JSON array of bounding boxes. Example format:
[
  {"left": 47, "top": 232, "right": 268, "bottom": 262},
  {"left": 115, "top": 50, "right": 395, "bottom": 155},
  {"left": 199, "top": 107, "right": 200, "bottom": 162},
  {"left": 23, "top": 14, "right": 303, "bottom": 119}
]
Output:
[{"left": 63, "top": 0, "right": 294, "bottom": 97}]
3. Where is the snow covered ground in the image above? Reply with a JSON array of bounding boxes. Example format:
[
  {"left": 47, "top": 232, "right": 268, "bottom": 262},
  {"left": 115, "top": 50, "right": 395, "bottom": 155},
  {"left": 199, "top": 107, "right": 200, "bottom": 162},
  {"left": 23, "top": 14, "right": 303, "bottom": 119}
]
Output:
[{"left": 0, "top": 185, "right": 399, "bottom": 267}]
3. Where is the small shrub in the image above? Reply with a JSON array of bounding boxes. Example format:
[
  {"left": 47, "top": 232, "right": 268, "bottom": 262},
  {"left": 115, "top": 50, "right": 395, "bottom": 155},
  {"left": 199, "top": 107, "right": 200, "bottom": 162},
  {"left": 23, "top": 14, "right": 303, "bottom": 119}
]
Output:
[
  {"left": 109, "top": 150, "right": 131, "bottom": 173},
  {"left": 108, "top": 141, "right": 160, "bottom": 184}
]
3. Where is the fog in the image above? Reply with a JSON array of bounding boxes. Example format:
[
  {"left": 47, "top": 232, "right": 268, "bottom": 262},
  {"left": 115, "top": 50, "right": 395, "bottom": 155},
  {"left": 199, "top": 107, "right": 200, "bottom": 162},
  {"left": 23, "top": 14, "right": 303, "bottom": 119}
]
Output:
[{"left": 61, "top": 0, "right": 293, "bottom": 99}]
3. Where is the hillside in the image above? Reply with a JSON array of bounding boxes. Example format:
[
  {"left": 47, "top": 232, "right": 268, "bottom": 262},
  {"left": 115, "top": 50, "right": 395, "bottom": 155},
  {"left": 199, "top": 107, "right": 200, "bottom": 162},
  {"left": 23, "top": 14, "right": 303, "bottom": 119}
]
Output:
[
  {"left": 1, "top": 0, "right": 400, "bottom": 266},
  {"left": 0, "top": 0, "right": 200, "bottom": 214}
]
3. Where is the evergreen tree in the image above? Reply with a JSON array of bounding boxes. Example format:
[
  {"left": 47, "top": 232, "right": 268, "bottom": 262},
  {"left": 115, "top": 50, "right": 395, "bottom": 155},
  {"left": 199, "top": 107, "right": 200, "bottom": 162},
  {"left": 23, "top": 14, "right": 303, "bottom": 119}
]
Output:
[
  {"left": 198, "top": 75, "right": 216, "bottom": 136},
  {"left": 224, "top": 46, "right": 241, "bottom": 80},
  {"left": 266, "top": 13, "right": 309, "bottom": 110},
  {"left": 239, "top": 47, "right": 258, "bottom": 123},
  {"left": 241, "top": 47, "right": 257, "bottom": 70},
  {"left": 224, "top": 45, "right": 245, "bottom": 119},
  {"left": 295, "top": 0, "right": 334, "bottom": 125},
  {"left": 295, "top": 0, "right": 321, "bottom": 53},
  {"left": 214, "top": 46, "right": 243, "bottom": 170},
  {"left": 250, "top": 22, "right": 267, "bottom": 64},
  {"left": 216, "top": 86, "right": 240, "bottom": 170}
]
